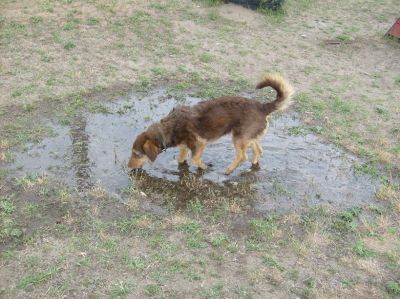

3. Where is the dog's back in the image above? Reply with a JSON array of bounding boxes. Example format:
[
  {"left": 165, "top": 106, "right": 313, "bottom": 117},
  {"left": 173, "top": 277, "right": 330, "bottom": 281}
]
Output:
[{"left": 191, "top": 96, "right": 267, "bottom": 141}]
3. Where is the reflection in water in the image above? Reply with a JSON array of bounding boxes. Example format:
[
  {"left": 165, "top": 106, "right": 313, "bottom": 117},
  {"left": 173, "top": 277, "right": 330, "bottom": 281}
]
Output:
[
  {"left": 70, "top": 115, "right": 93, "bottom": 191},
  {"left": 129, "top": 163, "right": 258, "bottom": 210}
]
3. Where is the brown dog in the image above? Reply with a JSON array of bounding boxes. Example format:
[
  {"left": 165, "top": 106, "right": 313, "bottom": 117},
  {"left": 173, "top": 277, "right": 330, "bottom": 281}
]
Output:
[{"left": 128, "top": 73, "right": 293, "bottom": 175}]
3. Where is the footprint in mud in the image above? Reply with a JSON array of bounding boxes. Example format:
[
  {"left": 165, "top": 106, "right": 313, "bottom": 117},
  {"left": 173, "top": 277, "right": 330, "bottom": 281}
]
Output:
[{"left": 5, "top": 89, "right": 380, "bottom": 213}]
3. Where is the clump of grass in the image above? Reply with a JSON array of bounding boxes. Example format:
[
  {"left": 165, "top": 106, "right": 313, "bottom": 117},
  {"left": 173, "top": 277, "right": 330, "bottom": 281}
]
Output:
[
  {"left": 209, "top": 233, "right": 228, "bottom": 247},
  {"left": 331, "top": 98, "right": 353, "bottom": 113},
  {"left": 63, "top": 41, "right": 76, "bottom": 50},
  {"left": 385, "top": 281, "right": 400, "bottom": 296},
  {"left": 332, "top": 207, "right": 362, "bottom": 233},
  {"left": 17, "top": 267, "right": 58, "bottom": 289},
  {"left": 200, "top": 0, "right": 224, "bottom": 6},
  {"left": 30, "top": 16, "right": 43, "bottom": 24},
  {"left": 353, "top": 240, "right": 377, "bottom": 258},
  {"left": 375, "top": 184, "right": 400, "bottom": 212},
  {"left": 336, "top": 33, "right": 352, "bottom": 42},
  {"left": 109, "top": 281, "right": 132, "bottom": 298},
  {"left": 249, "top": 215, "right": 279, "bottom": 241},
  {"left": 198, "top": 283, "right": 224, "bottom": 298},
  {"left": 143, "top": 284, "right": 163, "bottom": 297},
  {"left": 263, "top": 255, "right": 285, "bottom": 271},
  {"left": 87, "top": 17, "right": 99, "bottom": 25}
]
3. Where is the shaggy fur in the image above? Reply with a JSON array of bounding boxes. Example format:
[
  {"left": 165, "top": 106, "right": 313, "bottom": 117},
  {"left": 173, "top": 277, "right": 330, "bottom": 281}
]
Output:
[{"left": 128, "top": 73, "right": 294, "bottom": 174}]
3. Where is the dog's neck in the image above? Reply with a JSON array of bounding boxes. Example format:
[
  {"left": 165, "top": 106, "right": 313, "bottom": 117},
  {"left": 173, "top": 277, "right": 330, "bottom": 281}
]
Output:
[
  {"left": 147, "top": 122, "right": 171, "bottom": 150},
  {"left": 155, "top": 123, "right": 168, "bottom": 151}
]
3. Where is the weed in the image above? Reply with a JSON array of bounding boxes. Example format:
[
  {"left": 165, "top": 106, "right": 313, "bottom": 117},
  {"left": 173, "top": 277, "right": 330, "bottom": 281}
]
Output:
[
  {"left": 332, "top": 207, "right": 361, "bottom": 233},
  {"left": 393, "top": 145, "right": 400, "bottom": 156},
  {"left": 178, "top": 222, "right": 201, "bottom": 234},
  {"left": 0, "top": 196, "right": 15, "bottom": 214},
  {"left": 110, "top": 281, "right": 131, "bottom": 298},
  {"left": 249, "top": 215, "right": 279, "bottom": 241},
  {"left": 30, "top": 16, "right": 43, "bottom": 24},
  {"left": 199, "top": 52, "right": 213, "bottom": 63},
  {"left": 0, "top": 195, "right": 22, "bottom": 241},
  {"left": 17, "top": 267, "right": 58, "bottom": 289},
  {"left": 143, "top": 284, "right": 162, "bottom": 297},
  {"left": 385, "top": 281, "right": 400, "bottom": 296},
  {"left": 189, "top": 198, "right": 205, "bottom": 214},
  {"left": 336, "top": 33, "right": 352, "bottom": 41},
  {"left": 63, "top": 41, "right": 76, "bottom": 50},
  {"left": 87, "top": 17, "right": 99, "bottom": 25},
  {"left": 234, "top": 285, "right": 253, "bottom": 298},
  {"left": 186, "top": 233, "right": 207, "bottom": 249},
  {"left": 63, "top": 23, "right": 77, "bottom": 30},
  {"left": 124, "top": 256, "right": 145, "bottom": 271},
  {"left": 287, "top": 125, "right": 308, "bottom": 136},
  {"left": 353, "top": 240, "right": 377, "bottom": 258},
  {"left": 263, "top": 255, "right": 285, "bottom": 271},
  {"left": 201, "top": 0, "right": 225, "bottom": 6},
  {"left": 331, "top": 98, "right": 353, "bottom": 113},
  {"left": 209, "top": 233, "right": 228, "bottom": 247},
  {"left": 199, "top": 283, "right": 224, "bottom": 298},
  {"left": 270, "top": 179, "right": 291, "bottom": 197}
]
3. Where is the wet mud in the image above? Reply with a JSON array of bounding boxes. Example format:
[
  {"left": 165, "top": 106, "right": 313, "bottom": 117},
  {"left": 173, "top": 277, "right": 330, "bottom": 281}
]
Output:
[{"left": 5, "top": 89, "right": 380, "bottom": 213}]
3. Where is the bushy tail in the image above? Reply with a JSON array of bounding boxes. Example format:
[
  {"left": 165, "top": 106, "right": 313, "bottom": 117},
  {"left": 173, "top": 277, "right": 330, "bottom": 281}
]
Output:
[{"left": 256, "top": 73, "right": 294, "bottom": 113}]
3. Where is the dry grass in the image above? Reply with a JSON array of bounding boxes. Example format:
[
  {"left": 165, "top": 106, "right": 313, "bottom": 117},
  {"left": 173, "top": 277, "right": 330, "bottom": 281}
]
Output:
[{"left": 376, "top": 184, "right": 400, "bottom": 212}]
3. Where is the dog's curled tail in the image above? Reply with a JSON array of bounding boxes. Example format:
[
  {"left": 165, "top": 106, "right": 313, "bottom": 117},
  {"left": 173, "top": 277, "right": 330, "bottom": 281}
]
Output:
[{"left": 256, "top": 73, "right": 294, "bottom": 113}]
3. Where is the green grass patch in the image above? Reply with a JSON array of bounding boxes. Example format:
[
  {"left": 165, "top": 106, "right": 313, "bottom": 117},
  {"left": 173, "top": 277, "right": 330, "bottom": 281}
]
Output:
[
  {"left": 249, "top": 215, "right": 279, "bottom": 241},
  {"left": 17, "top": 267, "right": 58, "bottom": 289},
  {"left": 109, "top": 281, "right": 132, "bottom": 298},
  {"left": 63, "top": 41, "right": 76, "bottom": 50},
  {"left": 199, "top": 283, "right": 224, "bottom": 298},
  {"left": 332, "top": 207, "right": 361, "bottom": 234},
  {"left": 331, "top": 98, "right": 353, "bottom": 113},
  {"left": 353, "top": 240, "right": 377, "bottom": 258},
  {"left": 262, "top": 255, "right": 285, "bottom": 271},
  {"left": 0, "top": 195, "right": 22, "bottom": 241},
  {"left": 385, "top": 281, "right": 400, "bottom": 296},
  {"left": 209, "top": 233, "right": 229, "bottom": 247},
  {"left": 143, "top": 283, "right": 163, "bottom": 297},
  {"left": 87, "top": 17, "right": 99, "bottom": 25}
]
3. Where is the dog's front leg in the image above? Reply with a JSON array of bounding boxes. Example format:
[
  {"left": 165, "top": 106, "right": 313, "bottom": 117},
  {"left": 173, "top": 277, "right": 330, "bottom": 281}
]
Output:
[
  {"left": 178, "top": 144, "right": 189, "bottom": 164},
  {"left": 191, "top": 140, "right": 208, "bottom": 170}
]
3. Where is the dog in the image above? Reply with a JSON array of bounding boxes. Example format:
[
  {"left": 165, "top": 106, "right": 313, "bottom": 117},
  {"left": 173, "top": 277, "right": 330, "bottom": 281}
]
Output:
[{"left": 128, "top": 73, "right": 293, "bottom": 175}]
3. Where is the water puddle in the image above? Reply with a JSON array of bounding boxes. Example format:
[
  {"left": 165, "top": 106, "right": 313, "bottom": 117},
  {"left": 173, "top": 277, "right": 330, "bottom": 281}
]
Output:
[{"left": 5, "top": 89, "right": 380, "bottom": 213}]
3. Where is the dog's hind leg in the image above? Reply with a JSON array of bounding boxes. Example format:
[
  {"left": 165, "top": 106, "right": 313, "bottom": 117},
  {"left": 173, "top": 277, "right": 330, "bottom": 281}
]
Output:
[
  {"left": 251, "top": 140, "right": 262, "bottom": 165},
  {"left": 191, "top": 138, "right": 208, "bottom": 170},
  {"left": 225, "top": 138, "right": 249, "bottom": 175},
  {"left": 178, "top": 144, "right": 189, "bottom": 164}
]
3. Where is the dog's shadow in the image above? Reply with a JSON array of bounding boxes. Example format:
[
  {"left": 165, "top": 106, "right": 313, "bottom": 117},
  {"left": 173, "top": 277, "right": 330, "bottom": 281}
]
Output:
[{"left": 128, "top": 163, "right": 260, "bottom": 208}]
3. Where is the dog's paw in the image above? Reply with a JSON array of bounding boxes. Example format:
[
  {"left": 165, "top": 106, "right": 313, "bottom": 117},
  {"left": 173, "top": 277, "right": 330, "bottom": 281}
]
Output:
[
  {"left": 198, "top": 163, "right": 208, "bottom": 170},
  {"left": 224, "top": 168, "right": 233, "bottom": 175},
  {"left": 251, "top": 162, "right": 260, "bottom": 170}
]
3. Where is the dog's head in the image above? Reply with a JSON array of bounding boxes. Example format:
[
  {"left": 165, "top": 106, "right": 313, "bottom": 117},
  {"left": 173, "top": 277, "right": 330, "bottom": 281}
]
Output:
[{"left": 128, "top": 132, "right": 161, "bottom": 169}]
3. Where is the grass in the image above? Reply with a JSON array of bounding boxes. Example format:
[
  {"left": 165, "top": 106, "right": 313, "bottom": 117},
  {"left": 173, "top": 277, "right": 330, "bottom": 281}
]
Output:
[
  {"left": 199, "top": 283, "right": 224, "bottom": 298},
  {"left": 262, "top": 255, "right": 285, "bottom": 271},
  {"left": 109, "top": 281, "right": 132, "bottom": 298},
  {"left": 0, "top": 0, "right": 399, "bottom": 298},
  {"left": 249, "top": 216, "right": 279, "bottom": 241},
  {"left": 385, "top": 281, "right": 400, "bottom": 296},
  {"left": 17, "top": 267, "right": 58, "bottom": 289},
  {"left": 353, "top": 240, "right": 377, "bottom": 258}
]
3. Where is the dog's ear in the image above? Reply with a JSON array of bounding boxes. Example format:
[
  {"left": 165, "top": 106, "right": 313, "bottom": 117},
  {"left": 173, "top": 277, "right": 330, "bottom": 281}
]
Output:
[{"left": 143, "top": 139, "right": 159, "bottom": 162}]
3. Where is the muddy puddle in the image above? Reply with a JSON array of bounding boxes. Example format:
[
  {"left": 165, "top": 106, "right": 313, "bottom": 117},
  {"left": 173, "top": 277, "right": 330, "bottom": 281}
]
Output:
[{"left": 5, "top": 89, "right": 381, "bottom": 213}]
